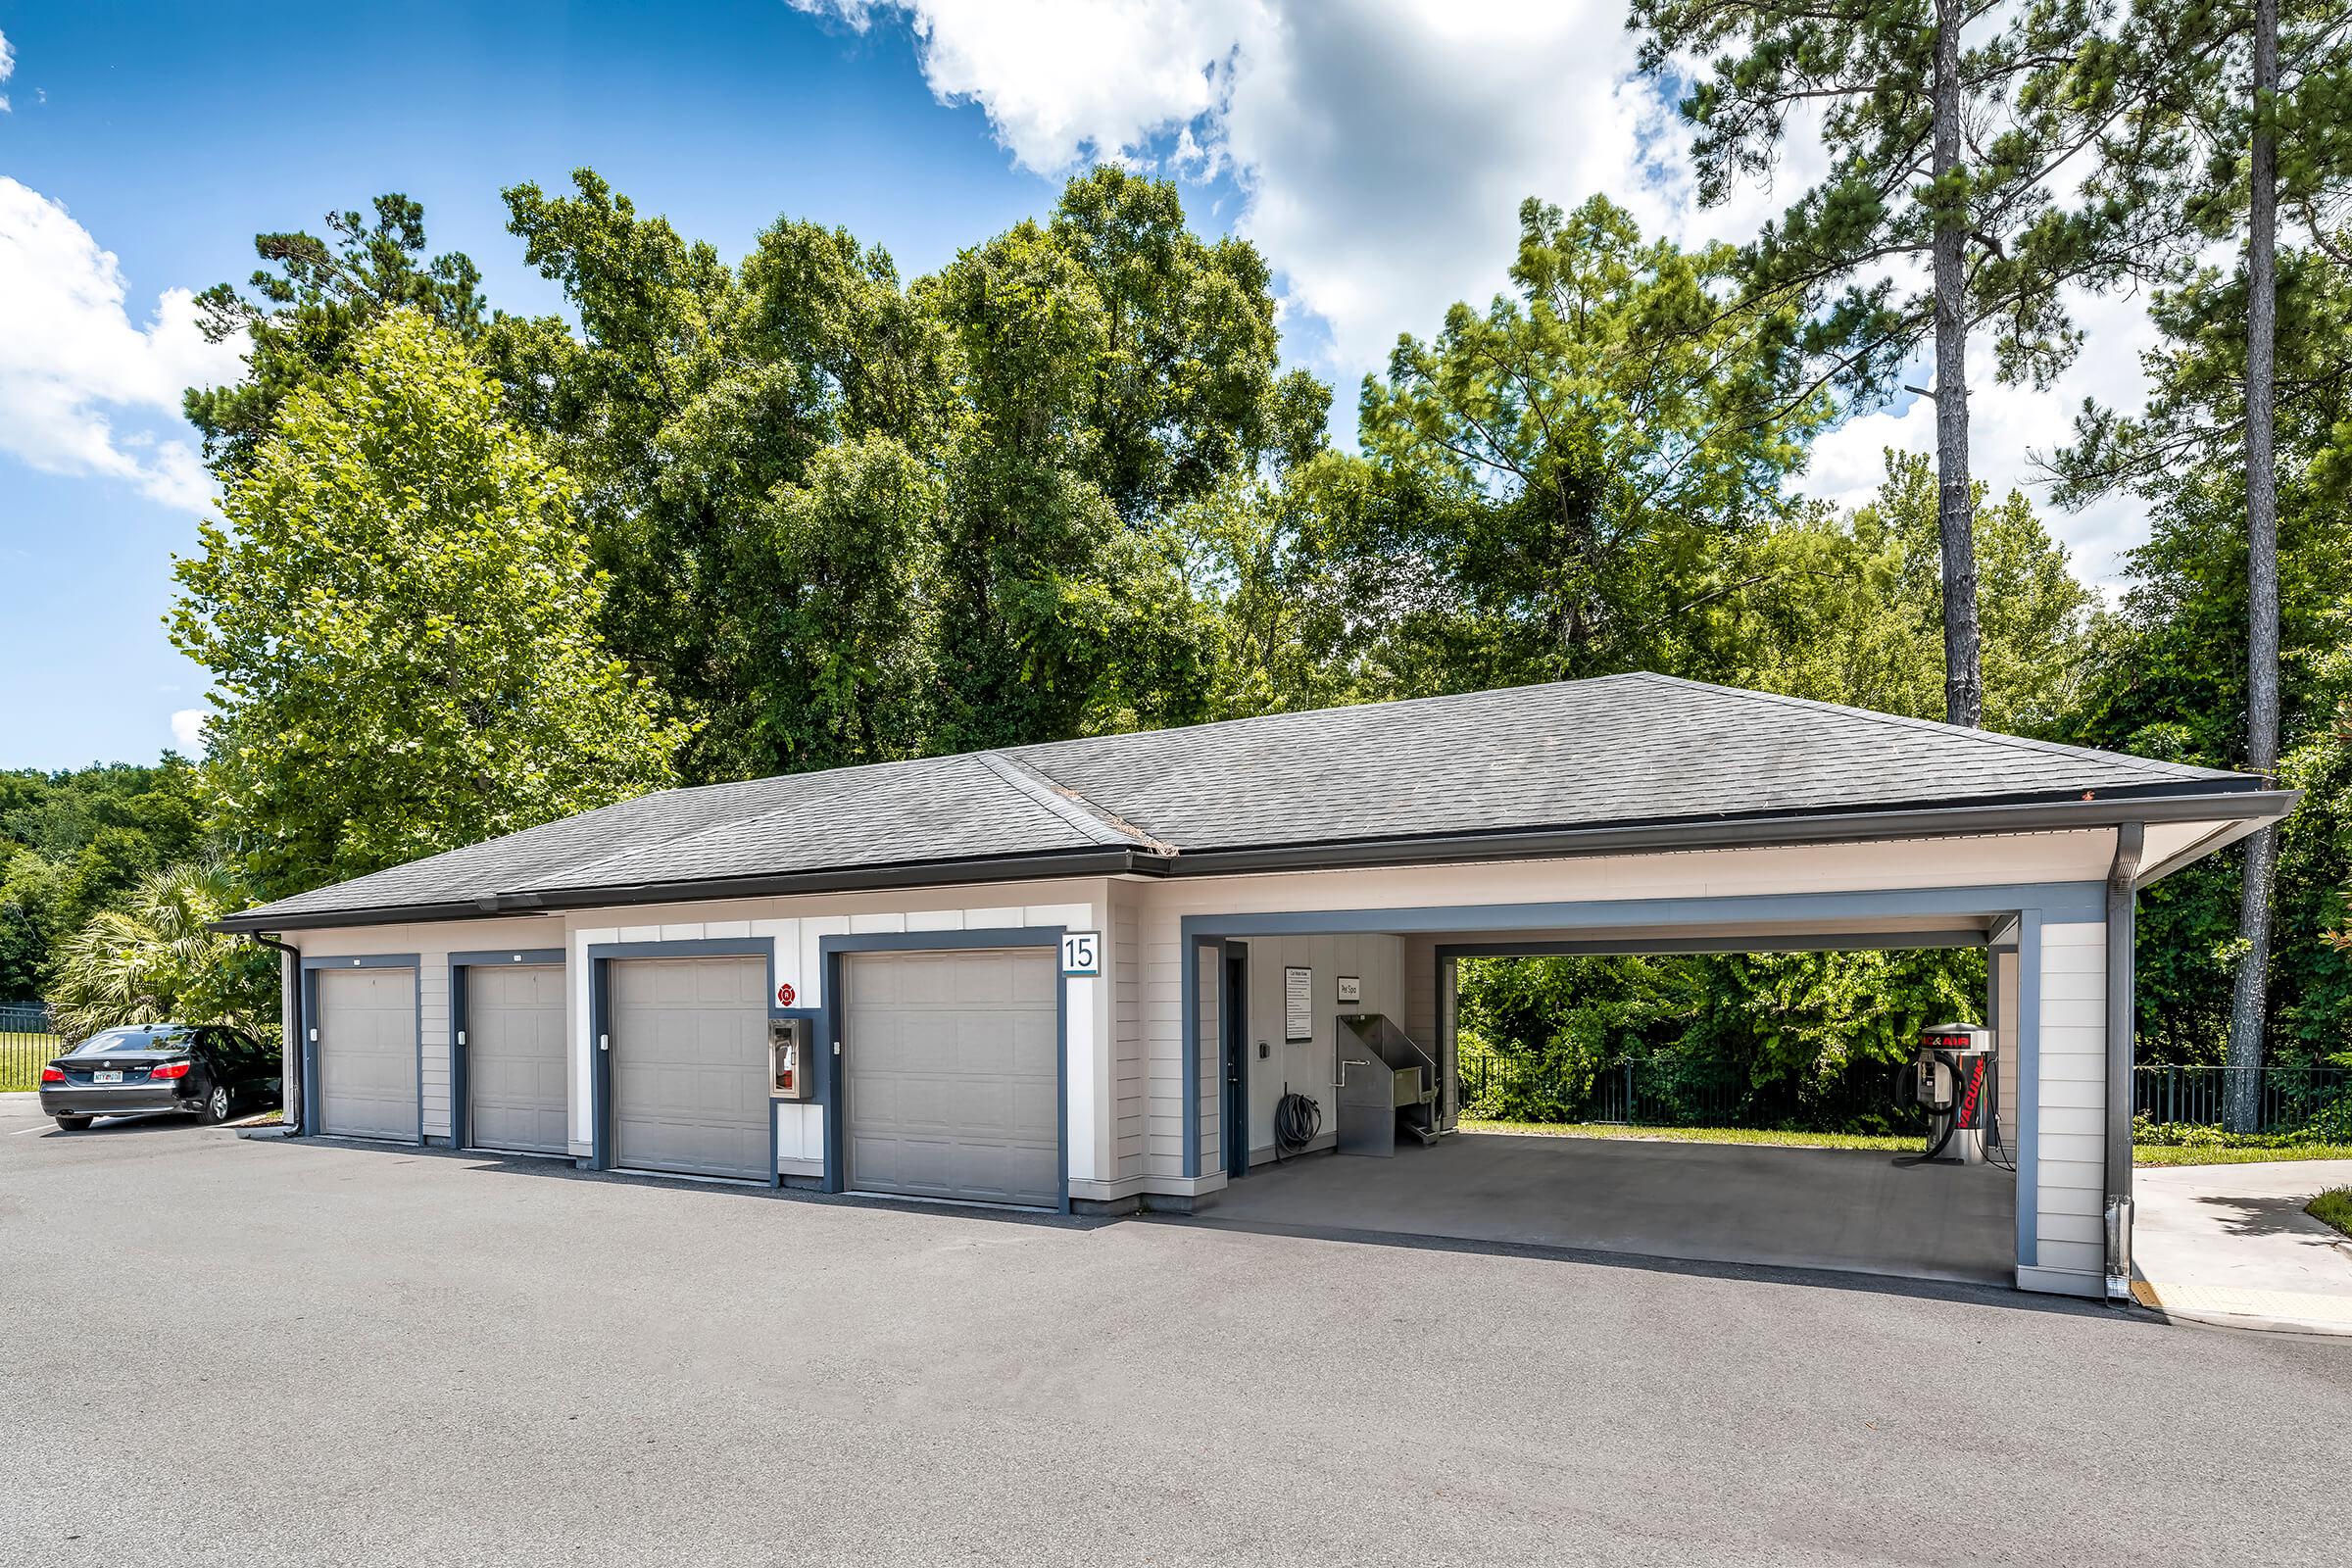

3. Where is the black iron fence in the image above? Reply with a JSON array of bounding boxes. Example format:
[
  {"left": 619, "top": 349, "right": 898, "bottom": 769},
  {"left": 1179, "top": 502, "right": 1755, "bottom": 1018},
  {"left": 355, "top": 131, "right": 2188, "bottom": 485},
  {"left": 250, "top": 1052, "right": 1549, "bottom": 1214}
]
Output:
[
  {"left": 2131, "top": 1063, "right": 2352, "bottom": 1135},
  {"left": 1, "top": 1003, "right": 62, "bottom": 1093},
  {"left": 1455, "top": 1050, "right": 1841, "bottom": 1129},
  {"left": 1459, "top": 1046, "right": 2352, "bottom": 1136}
]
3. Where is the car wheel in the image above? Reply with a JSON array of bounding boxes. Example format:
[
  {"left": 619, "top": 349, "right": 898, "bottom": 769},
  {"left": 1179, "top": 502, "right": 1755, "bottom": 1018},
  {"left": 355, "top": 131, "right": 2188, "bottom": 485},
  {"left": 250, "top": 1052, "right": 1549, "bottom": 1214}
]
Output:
[
  {"left": 54, "top": 1114, "right": 91, "bottom": 1131},
  {"left": 200, "top": 1082, "right": 234, "bottom": 1125}
]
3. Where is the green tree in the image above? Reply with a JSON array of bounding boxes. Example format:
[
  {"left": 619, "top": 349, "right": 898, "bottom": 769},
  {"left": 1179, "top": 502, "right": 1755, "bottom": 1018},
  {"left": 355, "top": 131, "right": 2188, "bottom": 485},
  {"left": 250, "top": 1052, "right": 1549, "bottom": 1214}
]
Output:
[
  {"left": 493, "top": 167, "right": 1270, "bottom": 775},
  {"left": 46, "top": 862, "right": 279, "bottom": 1041},
  {"left": 2047, "top": 0, "right": 2352, "bottom": 1119},
  {"left": 1352, "top": 195, "right": 1825, "bottom": 695},
  {"left": 1630, "top": 0, "right": 2193, "bottom": 727},
  {"left": 186, "top": 195, "right": 486, "bottom": 480},
  {"left": 1725, "top": 451, "right": 2093, "bottom": 733},
  {"left": 1044, "top": 166, "right": 1300, "bottom": 519},
  {"left": 2056, "top": 245, "right": 2352, "bottom": 1071},
  {"left": 1178, "top": 453, "right": 1393, "bottom": 718},
  {"left": 0, "top": 760, "right": 206, "bottom": 1000},
  {"left": 171, "top": 310, "right": 686, "bottom": 898}
]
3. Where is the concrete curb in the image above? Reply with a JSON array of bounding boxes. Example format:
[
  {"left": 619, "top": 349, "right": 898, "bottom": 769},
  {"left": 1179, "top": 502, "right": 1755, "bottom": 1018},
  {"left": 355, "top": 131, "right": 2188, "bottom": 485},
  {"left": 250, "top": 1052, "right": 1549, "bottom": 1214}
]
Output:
[
  {"left": 2134, "top": 1302, "right": 2352, "bottom": 1338},
  {"left": 2131, "top": 1277, "right": 2352, "bottom": 1338}
]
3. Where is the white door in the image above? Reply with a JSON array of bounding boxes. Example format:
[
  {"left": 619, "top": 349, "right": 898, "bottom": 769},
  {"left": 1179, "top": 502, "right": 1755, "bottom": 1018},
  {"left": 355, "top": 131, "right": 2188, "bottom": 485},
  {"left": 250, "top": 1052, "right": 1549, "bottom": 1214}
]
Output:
[
  {"left": 844, "top": 948, "right": 1059, "bottom": 1207},
  {"left": 609, "top": 956, "right": 768, "bottom": 1180},
  {"left": 466, "top": 964, "right": 567, "bottom": 1153},
  {"left": 316, "top": 967, "right": 417, "bottom": 1142}
]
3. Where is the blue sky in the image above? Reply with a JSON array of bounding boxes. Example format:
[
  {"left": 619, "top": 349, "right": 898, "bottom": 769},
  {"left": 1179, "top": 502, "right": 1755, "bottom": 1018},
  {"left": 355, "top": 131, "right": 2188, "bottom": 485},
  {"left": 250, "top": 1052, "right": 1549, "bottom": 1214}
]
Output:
[{"left": 0, "top": 1, "right": 2152, "bottom": 772}]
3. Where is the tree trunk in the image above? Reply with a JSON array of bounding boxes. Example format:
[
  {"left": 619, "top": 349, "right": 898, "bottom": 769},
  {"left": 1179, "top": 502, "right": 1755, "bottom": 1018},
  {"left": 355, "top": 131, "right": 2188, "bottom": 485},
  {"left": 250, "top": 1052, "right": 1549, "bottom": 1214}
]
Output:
[
  {"left": 1932, "top": 0, "right": 1984, "bottom": 729},
  {"left": 2225, "top": 0, "right": 2281, "bottom": 1134}
]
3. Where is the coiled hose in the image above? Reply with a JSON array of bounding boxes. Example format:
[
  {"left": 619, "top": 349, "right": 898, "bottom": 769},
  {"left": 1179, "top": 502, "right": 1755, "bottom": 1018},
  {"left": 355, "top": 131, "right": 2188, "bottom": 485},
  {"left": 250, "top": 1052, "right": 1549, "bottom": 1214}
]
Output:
[{"left": 1274, "top": 1091, "right": 1322, "bottom": 1159}]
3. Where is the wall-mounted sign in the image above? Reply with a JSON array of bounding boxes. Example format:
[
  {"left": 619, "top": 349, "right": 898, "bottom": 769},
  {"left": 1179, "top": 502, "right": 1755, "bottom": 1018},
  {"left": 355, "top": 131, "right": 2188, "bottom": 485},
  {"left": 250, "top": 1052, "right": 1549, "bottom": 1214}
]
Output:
[
  {"left": 1060, "top": 931, "right": 1102, "bottom": 976},
  {"left": 1285, "top": 965, "right": 1313, "bottom": 1042},
  {"left": 1337, "top": 975, "right": 1362, "bottom": 1004},
  {"left": 775, "top": 981, "right": 796, "bottom": 1007}
]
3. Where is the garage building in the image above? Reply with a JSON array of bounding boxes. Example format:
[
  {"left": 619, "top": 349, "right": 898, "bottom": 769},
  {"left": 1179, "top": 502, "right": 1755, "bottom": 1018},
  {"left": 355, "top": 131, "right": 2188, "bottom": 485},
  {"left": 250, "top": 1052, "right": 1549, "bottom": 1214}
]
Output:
[{"left": 218, "top": 674, "right": 2291, "bottom": 1298}]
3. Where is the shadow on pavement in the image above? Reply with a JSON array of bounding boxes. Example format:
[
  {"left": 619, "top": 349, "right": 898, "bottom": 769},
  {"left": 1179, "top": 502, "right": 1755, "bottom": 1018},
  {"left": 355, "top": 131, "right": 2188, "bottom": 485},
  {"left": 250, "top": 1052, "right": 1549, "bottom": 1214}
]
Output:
[
  {"left": 280, "top": 1132, "right": 1122, "bottom": 1234},
  {"left": 2191, "top": 1190, "right": 2351, "bottom": 1248},
  {"left": 1160, "top": 1207, "right": 2132, "bottom": 1322}
]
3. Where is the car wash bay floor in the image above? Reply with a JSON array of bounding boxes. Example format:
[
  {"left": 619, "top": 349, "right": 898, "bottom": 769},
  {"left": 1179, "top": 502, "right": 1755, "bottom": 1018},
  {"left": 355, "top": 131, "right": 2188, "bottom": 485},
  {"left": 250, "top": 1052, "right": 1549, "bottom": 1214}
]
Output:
[
  {"left": 1200, "top": 1131, "right": 2018, "bottom": 1286},
  {"left": 2, "top": 1097, "right": 2343, "bottom": 1568}
]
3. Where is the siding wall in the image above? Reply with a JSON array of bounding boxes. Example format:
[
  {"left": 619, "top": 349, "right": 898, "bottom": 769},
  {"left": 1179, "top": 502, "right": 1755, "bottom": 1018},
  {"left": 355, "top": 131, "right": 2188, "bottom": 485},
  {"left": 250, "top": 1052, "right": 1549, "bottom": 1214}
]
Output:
[
  {"left": 559, "top": 881, "right": 1102, "bottom": 1184},
  {"left": 1230, "top": 932, "right": 1406, "bottom": 1162},
  {"left": 2030, "top": 920, "right": 2109, "bottom": 1290},
  {"left": 1110, "top": 885, "right": 1147, "bottom": 1186},
  {"left": 277, "top": 825, "right": 2121, "bottom": 1289},
  {"left": 295, "top": 916, "right": 561, "bottom": 1145}
]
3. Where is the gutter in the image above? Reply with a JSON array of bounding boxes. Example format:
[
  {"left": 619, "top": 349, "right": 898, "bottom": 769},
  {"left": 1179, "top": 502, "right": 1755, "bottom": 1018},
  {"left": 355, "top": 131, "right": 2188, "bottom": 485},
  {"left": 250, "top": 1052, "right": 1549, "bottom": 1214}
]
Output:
[
  {"left": 2105, "top": 822, "right": 2145, "bottom": 1299},
  {"left": 211, "top": 787, "right": 2292, "bottom": 936},
  {"left": 213, "top": 845, "right": 1153, "bottom": 933},
  {"left": 241, "top": 932, "right": 304, "bottom": 1134},
  {"left": 1160, "top": 789, "right": 2291, "bottom": 878}
]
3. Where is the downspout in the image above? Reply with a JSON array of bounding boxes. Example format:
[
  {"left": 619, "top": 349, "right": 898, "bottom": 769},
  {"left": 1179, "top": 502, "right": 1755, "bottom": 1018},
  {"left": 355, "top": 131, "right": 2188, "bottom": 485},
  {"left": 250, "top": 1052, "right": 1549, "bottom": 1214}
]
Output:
[
  {"left": 2104, "top": 823, "right": 2144, "bottom": 1298},
  {"left": 244, "top": 933, "right": 303, "bottom": 1135}
]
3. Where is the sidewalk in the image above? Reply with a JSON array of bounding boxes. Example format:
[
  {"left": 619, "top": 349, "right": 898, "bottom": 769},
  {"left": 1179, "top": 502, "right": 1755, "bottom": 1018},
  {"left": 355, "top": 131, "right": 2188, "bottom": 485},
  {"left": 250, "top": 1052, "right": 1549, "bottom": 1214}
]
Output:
[{"left": 2132, "top": 1158, "right": 2352, "bottom": 1335}]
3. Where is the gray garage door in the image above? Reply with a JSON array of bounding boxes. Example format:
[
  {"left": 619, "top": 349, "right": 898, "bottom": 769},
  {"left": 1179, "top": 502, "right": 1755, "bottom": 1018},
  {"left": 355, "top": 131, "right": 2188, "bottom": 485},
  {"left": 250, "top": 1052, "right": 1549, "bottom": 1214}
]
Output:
[
  {"left": 316, "top": 966, "right": 418, "bottom": 1142},
  {"left": 844, "top": 948, "right": 1059, "bottom": 1208},
  {"left": 466, "top": 964, "right": 567, "bottom": 1154},
  {"left": 610, "top": 956, "right": 768, "bottom": 1180}
]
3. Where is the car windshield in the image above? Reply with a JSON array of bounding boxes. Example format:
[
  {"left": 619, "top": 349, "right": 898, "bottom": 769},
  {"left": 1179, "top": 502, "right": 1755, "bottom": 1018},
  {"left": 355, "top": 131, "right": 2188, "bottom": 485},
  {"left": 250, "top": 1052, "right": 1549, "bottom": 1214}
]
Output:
[{"left": 70, "top": 1028, "right": 187, "bottom": 1055}]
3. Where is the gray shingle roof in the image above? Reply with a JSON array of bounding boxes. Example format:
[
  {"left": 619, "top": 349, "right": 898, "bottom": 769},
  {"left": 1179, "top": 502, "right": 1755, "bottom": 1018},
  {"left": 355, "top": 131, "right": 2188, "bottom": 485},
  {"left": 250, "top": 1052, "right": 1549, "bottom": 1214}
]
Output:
[{"left": 227, "top": 672, "right": 2257, "bottom": 927}]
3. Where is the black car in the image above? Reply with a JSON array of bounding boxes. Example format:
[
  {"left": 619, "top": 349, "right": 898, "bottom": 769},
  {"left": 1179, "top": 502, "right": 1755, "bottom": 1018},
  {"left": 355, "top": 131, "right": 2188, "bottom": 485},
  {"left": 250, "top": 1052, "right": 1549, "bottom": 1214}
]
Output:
[{"left": 37, "top": 1023, "right": 278, "bottom": 1131}]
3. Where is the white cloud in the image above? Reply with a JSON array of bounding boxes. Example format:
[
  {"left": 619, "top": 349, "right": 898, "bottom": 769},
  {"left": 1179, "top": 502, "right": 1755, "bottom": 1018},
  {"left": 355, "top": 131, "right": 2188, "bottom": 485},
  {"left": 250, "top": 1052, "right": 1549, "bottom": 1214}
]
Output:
[
  {"left": 796, "top": 2, "right": 1758, "bottom": 376},
  {"left": 170, "top": 708, "right": 209, "bottom": 754},
  {"left": 0, "top": 176, "right": 247, "bottom": 513},
  {"left": 790, "top": 0, "right": 2158, "bottom": 583},
  {"left": 0, "top": 27, "right": 15, "bottom": 113}
]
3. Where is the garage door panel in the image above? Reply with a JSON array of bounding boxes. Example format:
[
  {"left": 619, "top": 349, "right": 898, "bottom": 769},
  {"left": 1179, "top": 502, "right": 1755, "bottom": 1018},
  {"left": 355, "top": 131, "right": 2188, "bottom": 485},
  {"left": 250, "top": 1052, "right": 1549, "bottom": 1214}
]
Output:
[
  {"left": 845, "top": 948, "right": 1059, "bottom": 1208},
  {"left": 1007, "top": 957, "right": 1057, "bottom": 1007},
  {"left": 611, "top": 956, "right": 767, "bottom": 1181},
  {"left": 317, "top": 967, "right": 418, "bottom": 1143},
  {"left": 466, "top": 964, "right": 566, "bottom": 1154}
]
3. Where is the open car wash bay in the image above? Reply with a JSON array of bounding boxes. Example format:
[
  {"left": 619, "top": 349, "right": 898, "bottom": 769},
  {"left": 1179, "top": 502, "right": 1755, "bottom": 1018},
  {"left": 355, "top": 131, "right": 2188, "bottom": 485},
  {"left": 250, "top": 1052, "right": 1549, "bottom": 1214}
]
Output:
[{"left": 218, "top": 674, "right": 2293, "bottom": 1299}]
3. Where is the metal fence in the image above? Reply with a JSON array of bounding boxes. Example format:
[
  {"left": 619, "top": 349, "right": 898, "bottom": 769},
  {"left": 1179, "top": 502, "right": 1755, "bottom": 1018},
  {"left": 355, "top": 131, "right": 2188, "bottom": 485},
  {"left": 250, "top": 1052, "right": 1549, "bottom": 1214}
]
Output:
[
  {"left": 2132, "top": 1063, "right": 2352, "bottom": 1134},
  {"left": 1456, "top": 1052, "right": 1805, "bottom": 1128},
  {"left": 1459, "top": 1049, "right": 2352, "bottom": 1136},
  {"left": 0, "top": 1003, "right": 63, "bottom": 1093}
]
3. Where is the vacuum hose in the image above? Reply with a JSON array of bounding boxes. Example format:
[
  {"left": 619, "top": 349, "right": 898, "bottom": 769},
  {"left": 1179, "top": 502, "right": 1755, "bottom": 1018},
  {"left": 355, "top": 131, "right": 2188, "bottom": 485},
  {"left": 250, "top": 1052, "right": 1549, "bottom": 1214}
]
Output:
[
  {"left": 1274, "top": 1091, "right": 1322, "bottom": 1158},
  {"left": 1895, "top": 1050, "right": 1966, "bottom": 1164}
]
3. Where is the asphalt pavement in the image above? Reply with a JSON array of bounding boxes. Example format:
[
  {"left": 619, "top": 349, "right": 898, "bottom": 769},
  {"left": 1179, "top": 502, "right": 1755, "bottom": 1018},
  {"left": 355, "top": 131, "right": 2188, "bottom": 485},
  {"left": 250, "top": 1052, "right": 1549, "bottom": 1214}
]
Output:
[{"left": 1, "top": 1095, "right": 2343, "bottom": 1566}]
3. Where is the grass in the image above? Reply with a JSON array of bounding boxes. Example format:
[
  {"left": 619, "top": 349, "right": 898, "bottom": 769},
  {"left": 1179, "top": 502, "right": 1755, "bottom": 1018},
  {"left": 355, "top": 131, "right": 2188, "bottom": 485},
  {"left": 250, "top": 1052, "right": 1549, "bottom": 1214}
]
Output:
[
  {"left": 1461, "top": 1118, "right": 1918, "bottom": 1152},
  {"left": 1464, "top": 1116, "right": 2352, "bottom": 1167},
  {"left": 2133, "top": 1142, "right": 2352, "bottom": 1167},
  {"left": 2303, "top": 1189, "right": 2352, "bottom": 1237}
]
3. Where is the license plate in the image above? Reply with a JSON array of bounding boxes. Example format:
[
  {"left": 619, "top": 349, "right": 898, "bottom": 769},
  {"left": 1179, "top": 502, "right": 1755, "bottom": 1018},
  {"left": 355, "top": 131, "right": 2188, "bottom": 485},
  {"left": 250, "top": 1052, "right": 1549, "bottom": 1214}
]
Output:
[{"left": 91, "top": 1070, "right": 122, "bottom": 1084}]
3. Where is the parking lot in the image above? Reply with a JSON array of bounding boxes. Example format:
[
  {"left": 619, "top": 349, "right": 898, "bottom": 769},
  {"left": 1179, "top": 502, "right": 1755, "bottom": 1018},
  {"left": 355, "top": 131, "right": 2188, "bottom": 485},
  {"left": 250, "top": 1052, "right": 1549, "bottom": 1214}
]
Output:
[{"left": 1, "top": 1097, "right": 2342, "bottom": 1567}]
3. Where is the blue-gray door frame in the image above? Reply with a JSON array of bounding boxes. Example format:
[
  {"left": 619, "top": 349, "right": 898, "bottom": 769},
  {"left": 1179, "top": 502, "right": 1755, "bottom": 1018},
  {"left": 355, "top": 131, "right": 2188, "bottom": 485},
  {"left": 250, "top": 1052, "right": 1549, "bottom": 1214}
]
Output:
[
  {"left": 585, "top": 937, "right": 815, "bottom": 1185},
  {"left": 297, "top": 953, "right": 422, "bottom": 1143},
  {"left": 818, "top": 927, "right": 1071, "bottom": 1214},
  {"left": 1179, "top": 882, "right": 2112, "bottom": 1269},
  {"left": 447, "top": 949, "right": 565, "bottom": 1152},
  {"left": 1223, "top": 942, "right": 1250, "bottom": 1179}
]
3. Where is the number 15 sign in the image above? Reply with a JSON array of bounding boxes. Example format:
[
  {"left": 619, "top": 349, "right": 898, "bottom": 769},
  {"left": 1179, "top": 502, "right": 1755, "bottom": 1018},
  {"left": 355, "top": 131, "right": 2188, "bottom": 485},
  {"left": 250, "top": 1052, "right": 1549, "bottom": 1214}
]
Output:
[{"left": 1059, "top": 931, "right": 1102, "bottom": 976}]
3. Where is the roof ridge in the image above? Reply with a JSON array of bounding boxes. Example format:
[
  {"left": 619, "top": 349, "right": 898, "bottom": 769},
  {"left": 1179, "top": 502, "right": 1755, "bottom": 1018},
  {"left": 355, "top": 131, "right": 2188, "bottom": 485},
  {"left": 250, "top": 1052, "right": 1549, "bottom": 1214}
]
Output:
[
  {"left": 1622, "top": 672, "right": 2239, "bottom": 783},
  {"left": 982, "top": 752, "right": 1180, "bottom": 856}
]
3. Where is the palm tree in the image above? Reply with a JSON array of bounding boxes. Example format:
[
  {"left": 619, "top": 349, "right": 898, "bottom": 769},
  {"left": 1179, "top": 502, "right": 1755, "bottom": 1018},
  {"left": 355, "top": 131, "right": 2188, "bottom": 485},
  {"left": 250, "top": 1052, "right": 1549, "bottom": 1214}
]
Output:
[{"left": 48, "top": 862, "right": 277, "bottom": 1043}]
